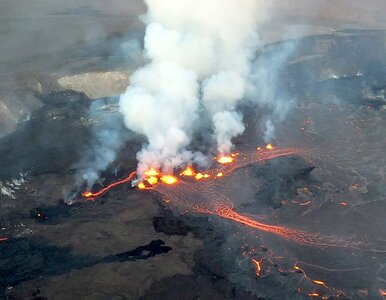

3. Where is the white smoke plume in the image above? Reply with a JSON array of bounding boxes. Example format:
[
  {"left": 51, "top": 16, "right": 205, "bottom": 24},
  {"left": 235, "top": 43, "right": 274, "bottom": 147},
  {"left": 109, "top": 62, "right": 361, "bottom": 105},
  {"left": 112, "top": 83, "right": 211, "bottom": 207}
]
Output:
[
  {"left": 76, "top": 98, "right": 128, "bottom": 188},
  {"left": 119, "top": 0, "right": 270, "bottom": 175},
  {"left": 249, "top": 40, "right": 297, "bottom": 142}
]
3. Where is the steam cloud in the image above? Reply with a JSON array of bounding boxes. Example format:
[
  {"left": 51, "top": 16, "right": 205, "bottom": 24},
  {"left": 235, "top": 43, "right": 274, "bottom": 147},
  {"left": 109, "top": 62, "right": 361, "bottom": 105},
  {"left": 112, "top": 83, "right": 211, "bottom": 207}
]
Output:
[
  {"left": 76, "top": 98, "right": 128, "bottom": 188},
  {"left": 119, "top": 0, "right": 272, "bottom": 175},
  {"left": 249, "top": 41, "right": 296, "bottom": 141}
]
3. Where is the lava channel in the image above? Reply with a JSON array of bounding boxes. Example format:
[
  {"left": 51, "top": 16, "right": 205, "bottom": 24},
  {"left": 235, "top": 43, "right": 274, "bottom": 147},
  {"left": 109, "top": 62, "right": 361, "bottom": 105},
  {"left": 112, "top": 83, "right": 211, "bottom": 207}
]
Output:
[{"left": 82, "top": 171, "right": 137, "bottom": 200}]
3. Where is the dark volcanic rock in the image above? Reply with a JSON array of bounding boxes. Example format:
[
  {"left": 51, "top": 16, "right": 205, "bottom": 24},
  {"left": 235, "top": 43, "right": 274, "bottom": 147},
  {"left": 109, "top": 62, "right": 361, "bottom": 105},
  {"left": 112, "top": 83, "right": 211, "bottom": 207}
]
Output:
[
  {"left": 140, "top": 274, "right": 263, "bottom": 300},
  {"left": 312, "top": 75, "right": 386, "bottom": 108},
  {"left": 29, "top": 201, "right": 77, "bottom": 224},
  {"left": 0, "top": 92, "right": 137, "bottom": 181},
  {"left": 153, "top": 210, "right": 195, "bottom": 236},
  {"left": 252, "top": 156, "right": 316, "bottom": 209},
  {"left": 35, "top": 90, "right": 90, "bottom": 105},
  {"left": 0, "top": 95, "right": 91, "bottom": 179},
  {"left": 0, "top": 237, "right": 171, "bottom": 298}
]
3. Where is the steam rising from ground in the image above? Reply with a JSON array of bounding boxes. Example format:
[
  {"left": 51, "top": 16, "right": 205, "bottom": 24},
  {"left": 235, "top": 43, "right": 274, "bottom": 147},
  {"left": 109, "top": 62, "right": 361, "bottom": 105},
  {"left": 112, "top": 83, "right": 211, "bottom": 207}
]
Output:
[
  {"left": 76, "top": 98, "right": 128, "bottom": 188},
  {"left": 249, "top": 41, "right": 296, "bottom": 141},
  {"left": 119, "top": 0, "right": 271, "bottom": 175}
]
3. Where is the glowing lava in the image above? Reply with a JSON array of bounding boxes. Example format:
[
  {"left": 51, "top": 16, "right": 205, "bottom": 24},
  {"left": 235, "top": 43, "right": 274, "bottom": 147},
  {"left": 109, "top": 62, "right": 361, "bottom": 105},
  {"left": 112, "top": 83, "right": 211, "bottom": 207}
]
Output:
[
  {"left": 180, "top": 166, "right": 195, "bottom": 177},
  {"left": 251, "top": 258, "right": 263, "bottom": 277},
  {"left": 195, "top": 173, "right": 204, "bottom": 180},
  {"left": 145, "top": 168, "right": 159, "bottom": 176},
  {"left": 218, "top": 146, "right": 302, "bottom": 176},
  {"left": 147, "top": 176, "right": 158, "bottom": 185},
  {"left": 195, "top": 173, "right": 210, "bottom": 180},
  {"left": 82, "top": 171, "right": 137, "bottom": 199},
  {"left": 293, "top": 263, "right": 345, "bottom": 299},
  {"left": 81, "top": 146, "right": 302, "bottom": 199},
  {"left": 192, "top": 204, "right": 347, "bottom": 247},
  {"left": 160, "top": 175, "right": 178, "bottom": 185},
  {"left": 78, "top": 144, "right": 382, "bottom": 299},
  {"left": 217, "top": 156, "right": 234, "bottom": 164},
  {"left": 307, "top": 293, "right": 321, "bottom": 298}
]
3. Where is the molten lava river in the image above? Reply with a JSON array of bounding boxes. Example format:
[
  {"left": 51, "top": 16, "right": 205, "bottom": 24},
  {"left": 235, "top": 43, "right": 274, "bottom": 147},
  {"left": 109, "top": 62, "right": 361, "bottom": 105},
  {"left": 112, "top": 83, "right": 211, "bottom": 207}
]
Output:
[{"left": 82, "top": 145, "right": 386, "bottom": 299}]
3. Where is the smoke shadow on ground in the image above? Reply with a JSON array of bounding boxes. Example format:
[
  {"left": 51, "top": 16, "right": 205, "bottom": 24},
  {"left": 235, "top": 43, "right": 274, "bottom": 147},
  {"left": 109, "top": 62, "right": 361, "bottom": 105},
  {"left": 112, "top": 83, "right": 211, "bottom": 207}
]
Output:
[{"left": 0, "top": 237, "right": 171, "bottom": 298}]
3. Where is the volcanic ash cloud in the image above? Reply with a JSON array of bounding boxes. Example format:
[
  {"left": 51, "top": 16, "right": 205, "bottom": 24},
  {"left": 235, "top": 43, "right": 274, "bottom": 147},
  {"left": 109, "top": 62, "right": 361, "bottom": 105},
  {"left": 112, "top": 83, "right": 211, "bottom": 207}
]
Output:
[{"left": 119, "top": 0, "right": 269, "bottom": 175}]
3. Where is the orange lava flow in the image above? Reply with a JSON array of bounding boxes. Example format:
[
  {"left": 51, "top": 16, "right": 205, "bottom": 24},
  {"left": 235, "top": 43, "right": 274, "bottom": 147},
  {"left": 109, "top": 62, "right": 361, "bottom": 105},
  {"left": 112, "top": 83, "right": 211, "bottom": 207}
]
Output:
[
  {"left": 210, "top": 146, "right": 303, "bottom": 177},
  {"left": 79, "top": 144, "right": 360, "bottom": 252},
  {"left": 251, "top": 258, "right": 263, "bottom": 277},
  {"left": 180, "top": 166, "right": 195, "bottom": 177},
  {"left": 160, "top": 175, "right": 178, "bottom": 185},
  {"left": 142, "top": 146, "right": 346, "bottom": 248},
  {"left": 191, "top": 204, "right": 350, "bottom": 248},
  {"left": 136, "top": 146, "right": 293, "bottom": 190},
  {"left": 82, "top": 171, "right": 137, "bottom": 199},
  {"left": 144, "top": 168, "right": 159, "bottom": 177},
  {"left": 307, "top": 292, "right": 322, "bottom": 298},
  {"left": 294, "top": 263, "right": 345, "bottom": 298},
  {"left": 82, "top": 146, "right": 301, "bottom": 199},
  {"left": 217, "top": 156, "right": 234, "bottom": 164}
]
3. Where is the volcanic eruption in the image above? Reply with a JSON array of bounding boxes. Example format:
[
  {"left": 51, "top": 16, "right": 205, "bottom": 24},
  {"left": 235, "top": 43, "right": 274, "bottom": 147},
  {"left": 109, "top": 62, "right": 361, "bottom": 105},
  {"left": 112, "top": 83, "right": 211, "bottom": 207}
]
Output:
[
  {"left": 2, "top": 0, "right": 386, "bottom": 299},
  {"left": 74, "top": 1, "right": 386, "bottom": 299},
  {"left": 118, "top": 0, "right": 271, "bottom": 176}
]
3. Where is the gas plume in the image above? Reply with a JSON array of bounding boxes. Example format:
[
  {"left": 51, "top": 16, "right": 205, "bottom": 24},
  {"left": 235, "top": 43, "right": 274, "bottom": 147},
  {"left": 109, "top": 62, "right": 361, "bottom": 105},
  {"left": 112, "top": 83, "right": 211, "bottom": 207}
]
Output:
[
  {"left": 119, "top": 0, "right": 271, "bottom": 175},
  {"left": 76, "top": 98, "right": 128, "bottom": 188},
  {"left": 249, "top": 40, "right": 296, "bottom": 141}
]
